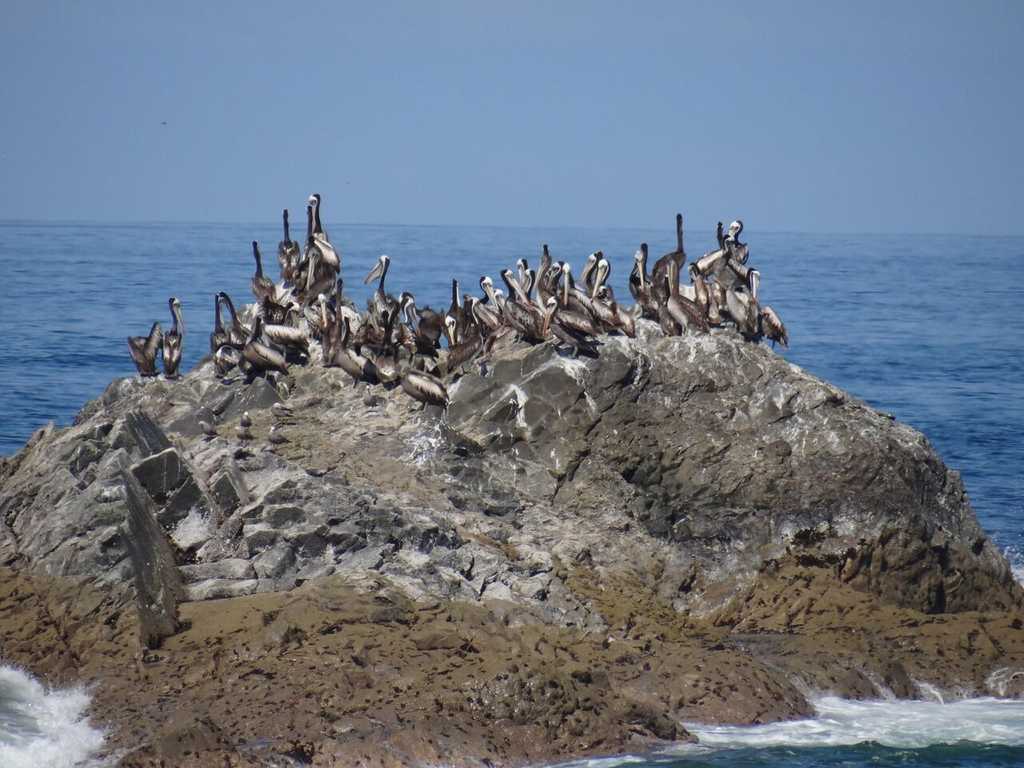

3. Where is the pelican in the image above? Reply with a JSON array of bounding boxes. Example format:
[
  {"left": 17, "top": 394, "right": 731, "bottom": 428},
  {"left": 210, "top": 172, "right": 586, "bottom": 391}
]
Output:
[
  {"left": 251, "top": 241, "right": 275, "bottom": 303},
  {"left": 595, "top": 285, "right": 636, "bottom": 338},
  {"left": 332, "top": 317, "right": 380, "bottom": 386},
  {"left": 162, "top": 297, "right": 184, "bottom": 378},
  {"left": 651, "top": 214, "right": 685, "bottom": 306},
  {"left": 760, "top": 305, "right": 789, "bottom": 348},
  {"left": 213, "top": 344, "right": 242, "bottom": 377},
  {"left": 469, "top": 294, "right": 501, "bottom": 332},
  {"left": 209, "top": 294, "right": 229, "bottom": 354},
  {"left": 242, "top": 316, "right": 288, "bottom": 375},
  {"left": 306, "top": 193, "right": 340, "bottom": 273},
  {"left": 665, "top": 262, "right": 709, "bottom": 334},
  {"left": 401, "top": 368, "right": 449, "bottom": 409},
  {"left": 536, "top": 245, "right": 559, "bottom": 308},
  {"left": 579, "top": 252, "right": 600, "bottom": 295},
  {"left": 688, "top": 264, "right": 712, "bottom": 321},
  {"left": 694, "top": 221, "right": 730, "bottom": 278},
  {"left": 443, "top": 315, "right": 483, "bottom": 375},
  {"left": 364, "top": 255, "right": 397, "bottom": 322},
  {"left": 542, "top": 297, "right": 598, "bottom": 357},
  {"left": 261, "top": 322, "right": 310, "bottom": 358},
  {"left": 724, "top": 273, "right": 760, "bottom": 340},
  {"left": 557, "top": 262, "right": 602, "bottom": 323},
  {"left": 498, "top": 270, "right": 546, "bottom": 342},
  {"left": 629, "top": 244, "right": 658, "bottom": 320},
  {"left": 724, "top": 219, "right": 750, "bottom": 265},
  {"left": 127, "top": 321, "right": 162, "bottom": 377},
  {"left": 216, "top": 292, "right": 249, "bottom": 348},
  {"left": 400, "top": 292, "right": 443, "bottom": 355},
  {"left": 447, "top": 279, "right": 466, "bottom": 342},
  {"left": 277, "top": 209, "right": 300, "bottom": 281}
]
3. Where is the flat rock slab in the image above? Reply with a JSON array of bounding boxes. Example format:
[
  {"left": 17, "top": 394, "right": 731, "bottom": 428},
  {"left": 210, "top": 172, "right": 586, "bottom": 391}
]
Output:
[
  {"left": 179, "top": 559, "right": 256, "bottom": 584},
  {"left": 184, "top": 578, "right": 260, "bottom": 602}
]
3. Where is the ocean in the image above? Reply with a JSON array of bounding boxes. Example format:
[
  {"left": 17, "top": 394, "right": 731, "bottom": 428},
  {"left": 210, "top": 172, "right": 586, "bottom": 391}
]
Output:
[{"left": 0, "top": 221, "right": 1022, "bottom": 766}]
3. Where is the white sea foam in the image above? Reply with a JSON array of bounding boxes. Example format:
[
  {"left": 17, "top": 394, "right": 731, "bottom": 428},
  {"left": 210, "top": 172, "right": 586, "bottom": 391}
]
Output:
[
  {"left": 0, "top": 664, "right": 107, "bottom": 768},
  {"left": 1003, "top": 545, "right": 1024, "bottom": 586},
  {"left": 683, "top": 695, "right": 1024, "bottom": 750},
  {"left": 550, "top": 696, "right": 1024, "bottom": 767}
]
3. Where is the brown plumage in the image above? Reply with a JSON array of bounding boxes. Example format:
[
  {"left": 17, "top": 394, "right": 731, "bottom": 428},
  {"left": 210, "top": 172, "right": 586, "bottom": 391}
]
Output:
[
  {"left": 127, "top": 321, "right": 163, "bottom": 377},
  {"left": 162, "top": 297, "right": 184, "bottom": 378}
]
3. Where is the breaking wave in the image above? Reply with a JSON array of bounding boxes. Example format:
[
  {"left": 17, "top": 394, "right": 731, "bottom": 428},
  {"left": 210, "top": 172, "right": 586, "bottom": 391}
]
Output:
[{"left": 0, "top": 664, "right": 106, "bottom": 768}]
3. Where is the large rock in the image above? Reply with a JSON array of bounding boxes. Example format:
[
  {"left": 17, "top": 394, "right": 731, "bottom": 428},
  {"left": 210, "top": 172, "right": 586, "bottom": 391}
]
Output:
[{"left": 1, "top": 323, "right": 1019, "bottom": 643}]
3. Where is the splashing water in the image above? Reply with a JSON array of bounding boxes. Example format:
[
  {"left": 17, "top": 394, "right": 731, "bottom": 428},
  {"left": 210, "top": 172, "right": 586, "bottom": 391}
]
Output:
[{"left": 0, "top": 665, "right": 107, "bottom": 768}]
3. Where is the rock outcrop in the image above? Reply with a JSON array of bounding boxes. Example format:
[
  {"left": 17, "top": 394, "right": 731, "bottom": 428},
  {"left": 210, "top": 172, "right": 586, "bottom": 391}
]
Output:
[{"left": 1, "top": 322, "right": 1021, "bottom": 767}]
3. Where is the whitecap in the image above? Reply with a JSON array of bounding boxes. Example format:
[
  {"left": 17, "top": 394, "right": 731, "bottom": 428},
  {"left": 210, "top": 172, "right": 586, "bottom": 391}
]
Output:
[
  {"left": 683, "top": 695, "right": 1024, "bottom": 750},
  {"left": 0, "top": 664, "right": 106, "bottom": 768}
]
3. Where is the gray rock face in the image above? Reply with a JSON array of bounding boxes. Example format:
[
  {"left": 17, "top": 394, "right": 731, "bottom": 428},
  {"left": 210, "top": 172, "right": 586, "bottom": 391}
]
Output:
[{"left": 1, "top": 325, "right": 1018, "bottom": 650}]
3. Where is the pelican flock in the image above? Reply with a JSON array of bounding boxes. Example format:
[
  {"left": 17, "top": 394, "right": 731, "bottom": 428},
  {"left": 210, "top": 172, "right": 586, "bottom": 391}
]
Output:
[{"left": 127, "top": 195, "right": 789, "bottom": 408}]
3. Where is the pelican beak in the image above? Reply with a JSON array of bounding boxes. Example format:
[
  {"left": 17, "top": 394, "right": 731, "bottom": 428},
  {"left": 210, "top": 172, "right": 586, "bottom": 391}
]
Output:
[{"left": 364, "top": 259, "right": 384, "bottom": 284}]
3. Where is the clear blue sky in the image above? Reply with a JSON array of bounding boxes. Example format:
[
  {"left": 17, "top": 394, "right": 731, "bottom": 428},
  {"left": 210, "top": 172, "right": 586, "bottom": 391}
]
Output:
[{"left": 1, "top": 1, "right": 1021, "bottom": 233}]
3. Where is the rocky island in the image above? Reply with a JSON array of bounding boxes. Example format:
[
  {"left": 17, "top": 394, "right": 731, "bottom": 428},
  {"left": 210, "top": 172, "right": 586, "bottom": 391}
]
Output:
[{"left": 1, "top": 323, "right": 1022, "bottom": 767}]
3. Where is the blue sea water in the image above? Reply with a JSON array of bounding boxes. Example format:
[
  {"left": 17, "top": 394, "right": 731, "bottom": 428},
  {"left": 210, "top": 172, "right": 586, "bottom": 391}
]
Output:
[{"left": 0, "top": 220, "right": 1022, "bottom": 766}]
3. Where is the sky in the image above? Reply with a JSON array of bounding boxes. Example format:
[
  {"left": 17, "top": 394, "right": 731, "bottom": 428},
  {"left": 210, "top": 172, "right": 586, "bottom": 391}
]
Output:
[{"left": 0, "top": 1, "right": 1021, "bottom": 233}]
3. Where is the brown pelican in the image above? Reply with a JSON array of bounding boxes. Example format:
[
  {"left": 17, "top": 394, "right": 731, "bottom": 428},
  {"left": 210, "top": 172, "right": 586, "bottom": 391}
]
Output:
[
  {"left": 580, "top": 252, "right": 600, "bottom": 295},
  {"left": 448, "top": 279, "right": 465, "bottom": 342},
  {"left": 162, "top": 297, "right": 184, "bottom": 378},
  {"left": 498, "top": 270, "right": 546, "bottom": 342},
  {"left": 268, "top": 425, "right": 289, "bottom": 445},
  {"left": 760, "top": 305, "right": 789, "bottom": 348},
  {"left": 332, "top": 317, "right": 380, "bottom": 386},
  {"left": 209, "top": 294, "right": 229, "bottom": 354},
  {"left": 694, "top": 221, "right": 730, "bottom": 278},
  {"left": 127, "top": 321, "right": 163, "bottom": 377},
  {"left": 651, "top": 214, "right": 685, "bottom": 306},
  {"left": 542, "top": 297, "right": 598, "bottom": 357},
  {"left": 242, "top": 317, "right": 289, "bottom": 375},
  {"left": 364, "top": 255, "right": 398, "bottom": 322},
  {"left": 595, "top": 285, "right": 636, "bottom": 337},
  {"left": 277, "top": 209, "right": 300, "bottom": 281},
  {"left": 444, "top": 315, "right": 483, "bottom": 376},
  {"left": 688, "top": 264, "right": 712, "bottom": 321},
  {"left": 724, "top": 219, "right": 750, "bottom": 265},
  {"left": 320, "top": 295, "right": 341, "bottom": 364},
  {"left": 251, "top": 241, "right": 276, "bottom": 303},
  {"left": 216, "top": 292, "right": 249, "bottom": 348},
  {"left": 724, "top": 273, "right": 760, "bottom": 340},
  {"left": 629, "top": 244, "right": 658, "bottom": 320},
  {"left": 469, "top": 294, "right": 501, "bottom": 333},
  {"left": 308, "top": 193, "right": 328, "bottom": 240},
  {"left": 213, "top": 344, "right": 242, "bottom": 377},
  {"left": 261, "top": 322, "right": 310, "bottom": 357},
  {"left": 534, "top": 245, "right": 559, "bottom": 305},
  {"left": 665, "top": 262, "right": 709, "bottom": 334},
  {"left": 401, "top": 368, "right": 449, "bottom": 409},
  {"left": 306, "top": 194, "right": 340, "bottom": 274},
  {"left": 557, "top": 262, "right": 603, "bottom": 325},
  {"left": 400, "top": 292, "right": 443, "bottom": 355}
]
